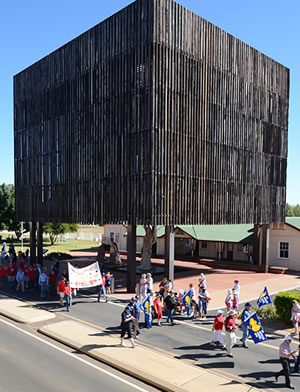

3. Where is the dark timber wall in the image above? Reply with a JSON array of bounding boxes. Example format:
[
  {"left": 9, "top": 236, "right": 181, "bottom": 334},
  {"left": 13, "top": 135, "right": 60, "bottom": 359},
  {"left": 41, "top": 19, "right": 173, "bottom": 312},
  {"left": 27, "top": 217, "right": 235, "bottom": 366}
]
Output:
[{"left": 14, "top": 0, "right": 289, "bottom": 226}]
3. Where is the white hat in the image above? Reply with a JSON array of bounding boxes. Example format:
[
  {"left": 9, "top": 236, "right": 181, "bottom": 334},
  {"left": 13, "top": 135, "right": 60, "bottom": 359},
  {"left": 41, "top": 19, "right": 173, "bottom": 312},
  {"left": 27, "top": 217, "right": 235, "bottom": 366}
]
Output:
[
  {"left": 227, "top": 310, "right": 237, "bottom": 316},
  {"left": 284, "top": 335, "right": 293, "bottom": 341},
  {"left": 217, "top": 310, "right": 223, "bottom": 314},
  {"left": 227, "top": 289, "right": 232, "bottom": 293}
]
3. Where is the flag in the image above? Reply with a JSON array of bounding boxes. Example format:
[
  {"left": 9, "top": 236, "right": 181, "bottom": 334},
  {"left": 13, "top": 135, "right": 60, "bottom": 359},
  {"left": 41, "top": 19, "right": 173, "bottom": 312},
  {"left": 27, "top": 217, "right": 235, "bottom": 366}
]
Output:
[
  {"left": 183, "top": 289, "right": 192, "bottom": 317},
  {"left": 143, "top": 295, "right": 152, "bottom": 327},
  {"left": 246, "top": 313, "right": 268, "bottom": 344},
  {"left": 68, "top": 262, "right": 102, "bottom": 288},
  {"left": 257, "top": 286, "right": 272, "bottom": 308}
]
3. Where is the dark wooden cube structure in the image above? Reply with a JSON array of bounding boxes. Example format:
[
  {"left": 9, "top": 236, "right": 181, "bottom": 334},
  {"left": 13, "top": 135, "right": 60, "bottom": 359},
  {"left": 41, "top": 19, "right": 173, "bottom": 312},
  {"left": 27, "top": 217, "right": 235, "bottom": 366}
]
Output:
[{"left": 14, "top": 0, "right": 289, "bottom": 287}]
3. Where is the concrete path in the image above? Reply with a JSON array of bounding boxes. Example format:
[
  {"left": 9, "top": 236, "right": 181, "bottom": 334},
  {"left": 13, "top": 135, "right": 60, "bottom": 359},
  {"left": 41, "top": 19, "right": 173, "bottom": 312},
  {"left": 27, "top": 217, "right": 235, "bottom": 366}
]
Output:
[
  {"left": 0, "top": 294, "right": 55, "bottom": 323},
  {"left": 40, "top": 320, "right": 260, "bottom": 392}
]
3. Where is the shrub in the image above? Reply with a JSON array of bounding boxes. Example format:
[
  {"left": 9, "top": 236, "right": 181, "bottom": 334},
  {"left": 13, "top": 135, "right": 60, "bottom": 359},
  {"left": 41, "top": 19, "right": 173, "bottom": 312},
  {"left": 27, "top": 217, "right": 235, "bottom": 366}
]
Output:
[
  {"left": 274, "top": 291, "right": 300, "bottom": 325},
  {"left": 254, "top": 304, "right": 278, "bottom": 320}
]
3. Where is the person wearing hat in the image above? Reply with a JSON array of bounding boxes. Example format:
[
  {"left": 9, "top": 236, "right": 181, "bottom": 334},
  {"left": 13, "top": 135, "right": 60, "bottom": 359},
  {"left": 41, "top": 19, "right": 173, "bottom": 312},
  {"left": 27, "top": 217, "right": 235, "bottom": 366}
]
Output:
[
  {"left": 165, "top": 290, "right": 176, "bottom": 326},
  {"left": 274, "top": 335, "right": 300, "bottom": 389},
  {"left": 240, "top": 302, "right": 252, "bottom": 348},
  {"left": 210, "top": 310, "right": 225, "bottom": 349},
  {"left": 224, "top": 310, "right": 237, "bottom": 357},
  {"left": 120, "top": 306, "right": 137, "bottom": 348},
  {"left": 127, "top": 297, "right": 140, "bottom": 336}
]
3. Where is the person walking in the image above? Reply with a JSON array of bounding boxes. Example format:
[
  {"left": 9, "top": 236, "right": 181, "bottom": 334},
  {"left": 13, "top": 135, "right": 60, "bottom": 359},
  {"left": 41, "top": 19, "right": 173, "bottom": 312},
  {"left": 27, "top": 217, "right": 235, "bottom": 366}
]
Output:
[
  {"left": 291, "top": 300, "right": 300, "bottom": 336},
  {"left": 97, "top": 273, "right": 108, "bottom": 302},
  {"left": 153, "top": 294, "right": 163, "bottom": 326},
  {"left": 210, "top": 310, "right": 225, "bottom": 349},
  {"left": 57, "top": 276, "right": 66, "bottom": 306},
  {"left": 146, "top": 273, "right": 153, "bottom": 292},
  {"left": 165, "top": 290, "right": 176, "bottom": 326},
  {"left": 27, "top": 265, "right": 35, "bottom": 291},
  {"left": 240, "top": 302, "right": 252, "bottom": 348},
  {"left": 64, "top": 282, "right": 72, "bottom": 312},
  {"left": 39, "top": 269, "right": 48, "bottom": 298},
  {"left": 7, "top": 263, "right": 16, "bottom": 288},
  {"left": 139, "top": 274, "right": 147, "bottom": 300},
  {"left": 198, "top": 287, "right": 210, "bottom": 319},
  {"left": 274, "top": 335, "right": 299, "bottom": 389},
  {"left": 120, "top": 306, "right": 137, "bottom": 348},
  {"left": 16, "top": 268, "right": 25, "bottom": 293},
  {"left": 225, "top": 310, "right": 237, "bottom": 358},
  {"left": 225, "top": 289, "right": 232, "bottom": 312}
]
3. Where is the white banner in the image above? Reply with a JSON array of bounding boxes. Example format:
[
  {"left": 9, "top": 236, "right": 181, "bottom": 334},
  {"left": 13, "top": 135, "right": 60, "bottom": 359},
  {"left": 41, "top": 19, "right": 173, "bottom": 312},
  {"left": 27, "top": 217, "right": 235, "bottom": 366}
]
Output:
[{"left": 68, "top": 262, "right": 102, "bottom": 288}]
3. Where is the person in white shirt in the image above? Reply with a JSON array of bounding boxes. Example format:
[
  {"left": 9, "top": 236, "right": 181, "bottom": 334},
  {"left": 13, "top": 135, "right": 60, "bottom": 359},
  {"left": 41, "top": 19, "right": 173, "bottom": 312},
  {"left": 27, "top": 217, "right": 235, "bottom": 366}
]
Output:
[
  {"left": 146, "top": 273, "right": 153, "bottom": 292},
  {"left": 232, "top": 280, "right": 240, "bottom": 300},
  {"left": 16, "top": 268, "right": 25, "bottom": 293}
]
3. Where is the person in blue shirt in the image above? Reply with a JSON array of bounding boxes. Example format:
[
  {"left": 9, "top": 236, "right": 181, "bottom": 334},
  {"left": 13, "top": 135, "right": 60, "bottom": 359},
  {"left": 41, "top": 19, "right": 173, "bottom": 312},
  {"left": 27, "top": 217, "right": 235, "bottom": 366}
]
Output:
[
  {"left": 127, "top": 297, "right": 139, "bottom": 338},
  {"left": 240, "top": 302, "right": 252, "bottom": 348}
]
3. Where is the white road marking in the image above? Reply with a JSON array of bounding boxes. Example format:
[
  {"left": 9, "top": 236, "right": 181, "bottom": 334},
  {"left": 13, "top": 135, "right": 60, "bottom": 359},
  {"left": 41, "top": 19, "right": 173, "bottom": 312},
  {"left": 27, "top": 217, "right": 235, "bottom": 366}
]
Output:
[{"left": 0, "top": 317, "right": 153, "bottom": 392}]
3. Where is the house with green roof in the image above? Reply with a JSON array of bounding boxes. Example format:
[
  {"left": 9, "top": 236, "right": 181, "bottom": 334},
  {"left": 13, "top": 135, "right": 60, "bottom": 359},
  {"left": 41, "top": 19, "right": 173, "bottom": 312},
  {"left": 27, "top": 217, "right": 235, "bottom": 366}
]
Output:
[
  {"left": 268, "top": 217, "right": 300, "bottom": 271},
  {"left": 103, "top": 218, "right": 300, "bottom": 271}
]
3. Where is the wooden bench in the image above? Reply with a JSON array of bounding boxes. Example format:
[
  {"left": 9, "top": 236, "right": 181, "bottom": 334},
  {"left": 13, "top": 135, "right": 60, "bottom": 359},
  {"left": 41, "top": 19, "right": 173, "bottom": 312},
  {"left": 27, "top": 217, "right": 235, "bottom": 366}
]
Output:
[{"left": 268, "top": 266, "right": 288, "bottom": 274}]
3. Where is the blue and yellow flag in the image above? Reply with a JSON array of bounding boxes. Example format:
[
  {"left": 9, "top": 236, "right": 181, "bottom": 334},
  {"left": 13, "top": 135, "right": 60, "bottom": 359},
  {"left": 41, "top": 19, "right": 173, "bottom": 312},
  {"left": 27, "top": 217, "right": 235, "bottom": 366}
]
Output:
[
  {"left": 183, "top": 290, "right": 192, "bottom": 317},
  {"left": 246, "top": 313, "right": 268, "bottom": 344},
  {"left": 257, "top": 286, "right": 272, "bottom": 308},
  {"left": 143, "top": 295, "right": 152, "bottom": 327}
]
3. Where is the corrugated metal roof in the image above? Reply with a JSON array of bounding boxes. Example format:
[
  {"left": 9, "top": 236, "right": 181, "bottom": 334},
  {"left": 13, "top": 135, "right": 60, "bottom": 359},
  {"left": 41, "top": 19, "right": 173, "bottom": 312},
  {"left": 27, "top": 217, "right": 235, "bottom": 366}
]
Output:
[
  {"left": 178, "top": 225, "right": 253, "bottom": 243},
  {"left": 285, "top": 217, "right": 300, "bottom": 230},
  {"left": 132, "top": 224, "right": 253, "bottom": 243}
]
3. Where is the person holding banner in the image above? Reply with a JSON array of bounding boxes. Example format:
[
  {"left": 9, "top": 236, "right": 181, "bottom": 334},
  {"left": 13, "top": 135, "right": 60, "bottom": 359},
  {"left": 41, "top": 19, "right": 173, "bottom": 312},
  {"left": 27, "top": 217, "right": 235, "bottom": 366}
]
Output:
[
  {"left": 97, "top": 273, "right": 108, "bottom": 303},
  {"left": 240, "top": 302, "right": 252, "bottom": 348},
  {"left": 274, "top": 335, "right": 299, "bottom": 389},
  {"left": 120, "top": 306, "right": 137, "bottom": 348}
]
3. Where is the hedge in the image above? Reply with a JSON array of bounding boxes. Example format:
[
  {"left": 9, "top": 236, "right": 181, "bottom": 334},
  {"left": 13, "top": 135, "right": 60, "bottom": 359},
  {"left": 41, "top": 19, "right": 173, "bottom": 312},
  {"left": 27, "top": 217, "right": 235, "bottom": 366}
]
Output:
[{"left": 274, "top": 291, "right": 300, "bottom": 325}]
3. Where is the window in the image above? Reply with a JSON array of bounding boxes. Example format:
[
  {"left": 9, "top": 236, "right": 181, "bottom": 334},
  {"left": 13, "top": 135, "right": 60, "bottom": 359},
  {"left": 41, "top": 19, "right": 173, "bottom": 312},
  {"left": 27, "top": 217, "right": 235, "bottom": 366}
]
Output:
[
  {"left": 237, "top": 244, "right": 244, "bottom": 252},
  {"left": 110, "top": 232, "right": 114, "bottom": 242},
  {"left": 278, "top": 242, "right": 289, "bottom": 259},
  {"left": 201, "top": 241, "right": 207, "bottom": 249}
]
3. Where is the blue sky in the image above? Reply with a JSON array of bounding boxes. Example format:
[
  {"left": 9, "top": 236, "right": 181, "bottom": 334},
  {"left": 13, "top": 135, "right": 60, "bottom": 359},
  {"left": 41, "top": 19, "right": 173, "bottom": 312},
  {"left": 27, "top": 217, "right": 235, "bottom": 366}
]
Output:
[{"left": 1, "top": 0, "right": 299, "bottom": 204}]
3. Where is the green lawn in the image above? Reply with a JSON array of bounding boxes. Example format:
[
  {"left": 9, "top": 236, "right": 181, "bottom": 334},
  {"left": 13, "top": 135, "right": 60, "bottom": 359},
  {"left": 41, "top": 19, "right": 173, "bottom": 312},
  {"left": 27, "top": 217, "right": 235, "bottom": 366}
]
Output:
[{"left": 0, "top": 234, "right": 99, "bottom": 254}]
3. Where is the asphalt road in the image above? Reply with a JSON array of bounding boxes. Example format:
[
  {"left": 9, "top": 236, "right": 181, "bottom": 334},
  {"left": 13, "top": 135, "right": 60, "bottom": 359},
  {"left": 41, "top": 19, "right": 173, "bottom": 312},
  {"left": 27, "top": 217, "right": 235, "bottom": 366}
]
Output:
[
  {"left": 2, "top": 286, "right": 300, "bottom": 391},
  {"left": 0, "top": 315, "right": 159, "bottom": 392}
]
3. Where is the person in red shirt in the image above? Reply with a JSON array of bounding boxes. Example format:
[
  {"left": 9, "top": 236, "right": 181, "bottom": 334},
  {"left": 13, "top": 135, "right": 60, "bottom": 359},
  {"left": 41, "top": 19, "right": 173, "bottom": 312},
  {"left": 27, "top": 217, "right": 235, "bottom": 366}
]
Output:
[
  {"left": 153, "top": 294, "right": 163, "bottom": 326},
  {"left": 23, "top": 266, "right": 29, "bottom": 289},
  {"left": 64, "top": 282, "right": 72, "bottom": 312},
  {"left": 210, "top": 310, "right": 225, "bottom": 349},
  {"left": 48, "top": 270, "right": 57, "bottom": 295},
  {"left": 225, "top": 310, "right": 237, "bottom": 358},
  {"left": 57, "top": 277, "right": 66, "bottom": 306},
  {"left": 18, "top": 258, "right": 25, "bottom": 271},
  {"left": 27, "top": 266, "right": 36, "bottom": 291},
  {"left": 0, "top": 265, "right": 6, "bottom": 289},
  {"left": 7, "top": 264, "right": 16, "bottom": 288}
]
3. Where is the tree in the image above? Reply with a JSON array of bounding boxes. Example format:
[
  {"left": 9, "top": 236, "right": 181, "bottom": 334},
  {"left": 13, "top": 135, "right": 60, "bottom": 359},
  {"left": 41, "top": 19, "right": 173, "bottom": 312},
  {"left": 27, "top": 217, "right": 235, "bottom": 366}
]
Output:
[
  {"left": 286, "top": 203, "right": 300, "bottom": 217},
  {"left": 286, "top": 203, "right": 294, "bottom": 217},
  {"left": 43, "top": 223, "right": 79, "bottom": 245},
  {"left": 139, "top": 225, "right": 157, "bottom": 272},
  {"left": 0, "top": 184, "right": 29, "bottom": 239}
]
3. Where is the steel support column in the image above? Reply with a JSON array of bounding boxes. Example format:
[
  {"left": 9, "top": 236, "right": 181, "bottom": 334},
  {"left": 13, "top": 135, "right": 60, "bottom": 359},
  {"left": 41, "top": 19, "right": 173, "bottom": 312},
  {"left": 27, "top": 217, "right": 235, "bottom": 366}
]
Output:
[
  {"left": 164, "top": 226, "right": 174, "bottom": 283},
  {"left": 127, "top": 224, "right": 136, "bottom": 293},
  {"left": 37, "top": 222, "right": 43, "bottom": 264},
  {"left": 29, "top": 222, "right": 37, "bottom": 265}
]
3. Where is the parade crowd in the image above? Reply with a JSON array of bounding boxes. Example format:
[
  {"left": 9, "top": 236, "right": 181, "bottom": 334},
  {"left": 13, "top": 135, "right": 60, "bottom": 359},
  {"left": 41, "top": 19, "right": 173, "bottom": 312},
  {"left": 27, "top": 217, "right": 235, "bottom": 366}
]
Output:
[{"left": 1, "top": 241, "right": 300, "bottom": 389}]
